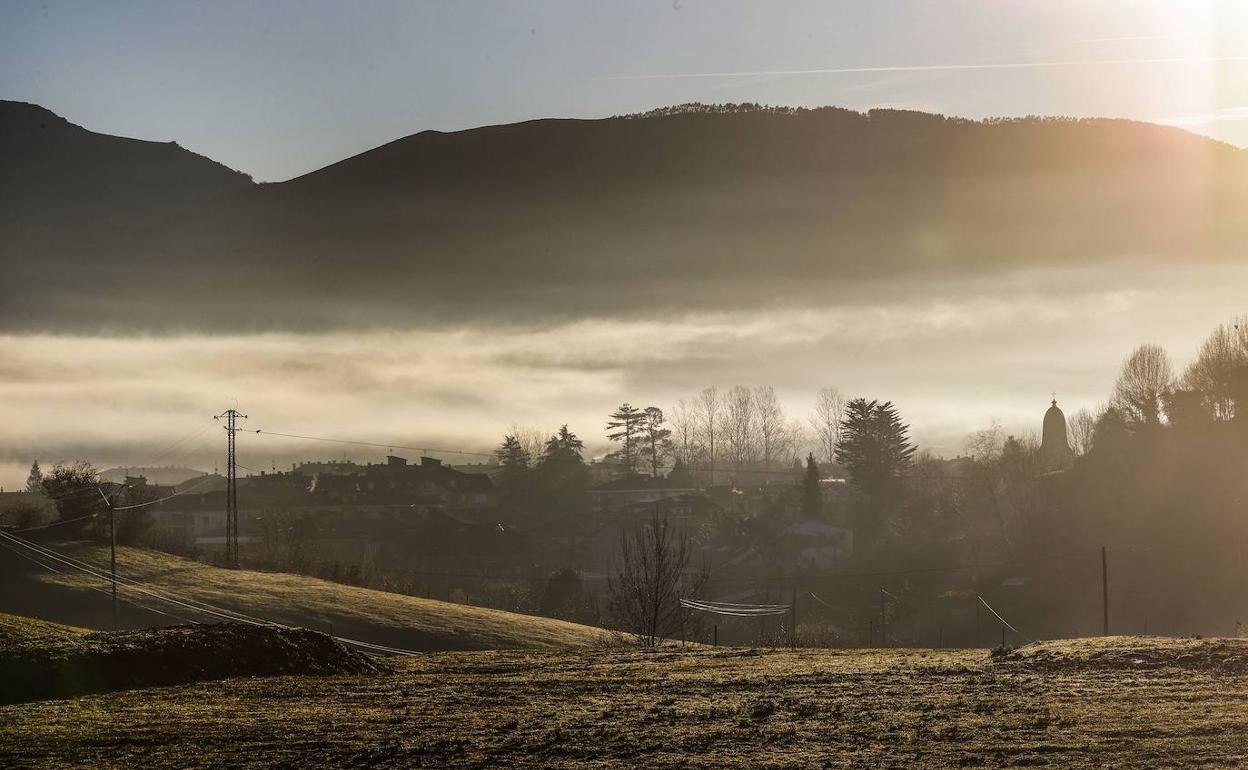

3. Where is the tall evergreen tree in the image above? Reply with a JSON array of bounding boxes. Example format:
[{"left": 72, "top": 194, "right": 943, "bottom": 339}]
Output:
[
  {"left": 495, "top": 434, "right": 532, "bottom": 494},
  {"left": 639, "top": 406, "right": 673, "bottom": 477},
  {"left": 537, "top": 425, "right": 589, "bottom": 493},
  {"left": 606, "top": 403, "right": 646, "bottom": 473},
  {"left": 25, "top": 460, "right": 43, "bottom": 494},
  {"left": 542, "top": 425, "right": 585, "bottom": 462},
  {"left": 835, "top": 399, "right": 916, "bottom": 519},
  {"left": 800, "top": 453, "right": 822, "bottom": 519}
]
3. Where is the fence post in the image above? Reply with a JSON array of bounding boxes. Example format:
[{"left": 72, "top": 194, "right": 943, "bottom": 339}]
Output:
[{"left": 1102, "top": 546, "right": 1110, "bottom": 637}]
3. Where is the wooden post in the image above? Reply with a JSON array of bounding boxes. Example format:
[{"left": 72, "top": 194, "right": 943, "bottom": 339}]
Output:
[
  {"left": 1102, "top": 546, "right": 1110, "bottom": 637},
  {"left": 713, "top": 624, "right": 718, "bottom": 647},
  {"left": 790, "top": 582, "right": 797, "bottom": 648},
  {"left": 879, "top": 588, "right": 887, "bottom": 648},
  {"left": 974, "top": 594, "right": 981, "bottom": 648}
]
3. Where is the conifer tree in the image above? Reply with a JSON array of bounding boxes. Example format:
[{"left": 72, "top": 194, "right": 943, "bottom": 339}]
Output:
[
  {"left": 800, "top": 453, "right": 822, "bottom": 519},
  {"left": 606, "top": 403, "right": 646, "bottom": 473},
  {"left": 25, "top": 460, "right": 43, "bottom": 494}
]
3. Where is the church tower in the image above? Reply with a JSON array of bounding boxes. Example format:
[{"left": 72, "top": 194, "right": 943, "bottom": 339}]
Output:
[{"left": 1040, "top": 397, "right": 1074, "bottom": 471}]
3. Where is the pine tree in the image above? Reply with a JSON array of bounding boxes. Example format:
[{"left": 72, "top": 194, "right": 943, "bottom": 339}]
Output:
[
  {"left": 606, "top": 403, "right": 646, "bottom": 473},
  {"left": 800, "top": 453, "right": 822, "bottom": 518},
  {"left": 25, "top": 460, "right": 43, "bottom": 494},
  {"left": 495, "top": 434, "right": 532, "bottom": 494},
  {"left": 537, "top": 425, "right": 589, "bottom": 493},
  {"left": 835, "top": 399, "right": 916, "bottom": 518},
  {"left": 540, "top": 425, "right": 585, "bottom": 465},
  {"left": 639, "top": 406, "right": 674, "bottom": 477}
]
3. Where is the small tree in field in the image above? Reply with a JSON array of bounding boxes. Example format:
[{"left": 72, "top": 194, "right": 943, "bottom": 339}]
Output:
[{"left": 609, "top": 511, "right": 706, "bottom": 647}]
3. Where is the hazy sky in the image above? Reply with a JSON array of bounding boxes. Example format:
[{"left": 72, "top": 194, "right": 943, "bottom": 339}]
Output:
[{"left": 2, "top": 0, "right": 1247, "bottom": 181}]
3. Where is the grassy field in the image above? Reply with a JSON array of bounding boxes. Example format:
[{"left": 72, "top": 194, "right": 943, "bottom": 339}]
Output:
[
  {"left": 5, "top": 638, "right": 1248, "bottom": 768},
  {"left": 0, "top": 611, "right": 88, "bottom": 645},
  {"left": 9, "top": 543, "right": 610, "bottom": 651}
]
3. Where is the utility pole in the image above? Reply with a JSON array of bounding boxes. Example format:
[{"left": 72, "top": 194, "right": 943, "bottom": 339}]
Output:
[
  {"left": 95, "top": 484, "right": 128, "bottom": 627},
  {"left": 1102, "top": 545, "right": 1110, "bottom": 637},
  {"left": 215, "top": 409, "right": 247, "bottom": 569},
  {"left": 974, "top": 594, "right": 981, "bottom": 648},
  {"left": 879, "top": 588, "right": 887, "bottom": 648}
]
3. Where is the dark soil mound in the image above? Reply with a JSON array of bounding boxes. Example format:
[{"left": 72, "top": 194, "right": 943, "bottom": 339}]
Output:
[
  {"left": 0, "top": 623, "right": 381, "bottom": 704},
  {"left": 990, "top": 636, "right": 1248, "bottom": 674}
]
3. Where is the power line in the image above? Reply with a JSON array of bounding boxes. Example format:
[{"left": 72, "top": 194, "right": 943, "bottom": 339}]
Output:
[{"left": 0, "top": 530, "right": 421, "bottom": 656}]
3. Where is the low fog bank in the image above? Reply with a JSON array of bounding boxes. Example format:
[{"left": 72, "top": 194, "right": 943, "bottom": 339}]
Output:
[{"left": 1, "top": 261, "right": 1241, "bottom": 488}]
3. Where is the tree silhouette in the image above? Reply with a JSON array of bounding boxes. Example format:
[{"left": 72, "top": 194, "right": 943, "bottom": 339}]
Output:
[
  {"left": 24, "top": 460, "right": 43, "bottom": 494},
  {"left": 800, "top": 453, "right": 822, "bottom": 519},
  {"left": 639, "top": 407, "right": 673, "bottom": 478},
  {"left": 1182, "top": 316, "right": 1248, "bottom": 421},
  {"left": 537, "top": 425, "right": 588, "bottom": 493},
  {"left": 494, "top": 434, "right": 532, "bottom": 494},
  {"left": 606, "top": 403, "right": 646, "bottom": 473},
  {"left": 834, "top": 399, "right": 916, "bottom": 524},
  {"left": 1112, "top": 344, "right": 1173, "bottom": 426}
]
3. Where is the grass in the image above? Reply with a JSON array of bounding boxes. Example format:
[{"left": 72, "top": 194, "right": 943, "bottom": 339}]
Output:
[
  {"left": 4, "top": 639, "right": 1248, "bottom": 768},
  {"left": 1, "top": 622, "right": 378, "bottom": 704},
  {"left": 0, "top": 611, "right": 88, "bottom": 645},
  {"left": 19, "top": 543, "right": 611, "bottom": 651}
]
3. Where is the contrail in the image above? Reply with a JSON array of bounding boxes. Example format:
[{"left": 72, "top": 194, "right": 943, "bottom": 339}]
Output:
[{"left": 607, "top": 55, "right": 1248, "bottom": 81}]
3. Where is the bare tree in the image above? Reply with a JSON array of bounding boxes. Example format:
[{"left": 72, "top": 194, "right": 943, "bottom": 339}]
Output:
[
  {"left": 724, "top": 385, "right": 757, "bottom": 475},
  {"left": 809, "top": 386, "right": 845, "bottom": 465},
  {"left": 1111, "top": 344, "right": 1174, "bottom": 426},
  {"left": 509, "top": 424, "right": 548, "bottom": 466},
  {"left": 753, "top": 385, "right": 794, "bottom": 468},
  {"left": 668, "top": 399, "right": 699, "bottom": 466},
  {"left": 965, "top": 421, "right": 1003, "bottom": 463},
  {"left": 1067, "top": 408, "right": 1097, "bottom": 456},
  {"left": 608, "top": 511, "right": 706, "bottom": 647},
  {"left": 695, "top": 386, "right": 722, "bottom": 484},
  {"left": 1182, "top": 316, "right": 1248, "bottom": 421}
]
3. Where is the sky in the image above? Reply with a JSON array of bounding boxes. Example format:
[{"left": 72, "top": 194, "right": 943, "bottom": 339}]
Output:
[
  {"left": 1, "top": 1, "right": 1247, "bottom": 181},
  {"left": 3, "top": 1, "right": 1248, "bottom": 488}
]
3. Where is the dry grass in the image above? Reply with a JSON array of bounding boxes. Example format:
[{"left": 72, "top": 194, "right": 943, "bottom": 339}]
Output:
[
  {"left": 4, "top": 641, "right": 1248, "bottom": 768},
  {"left": 29, "top": 543, "right": 610, "bottom": 651},
  {"left": 0, "top": 611, "right": 88, "bottom": 645},
  {"left": 1, "top": 622, "right": 378, "bottom": 704}
]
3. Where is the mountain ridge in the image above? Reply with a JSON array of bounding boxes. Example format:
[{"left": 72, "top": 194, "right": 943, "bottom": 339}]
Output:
[{"left": 2, "top": 101, "right": 1246, "bottom": 331}]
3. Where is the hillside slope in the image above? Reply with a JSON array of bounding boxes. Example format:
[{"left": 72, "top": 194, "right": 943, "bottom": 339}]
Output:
[
  {"left": 4, "top": 104, "right": 1247, "bottom": 330},
  {"left": 2, "top": 543, "right": 609, "bottom": 651},
  {"left": 0, "top": 611, "right": 88, "bottom": 645}
]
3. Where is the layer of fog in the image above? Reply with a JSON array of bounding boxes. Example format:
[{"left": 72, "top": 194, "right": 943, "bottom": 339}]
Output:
[{"left": 1, "top": 261, "right": 1243, "bottom": 489}]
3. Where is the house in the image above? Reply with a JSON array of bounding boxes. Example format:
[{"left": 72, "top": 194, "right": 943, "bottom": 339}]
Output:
[
  {"left": 588, "top": 474, "right": 698, "bottom": 513},
  {"left": 777, "top": 518, "right": 854, "bottom": 570}
]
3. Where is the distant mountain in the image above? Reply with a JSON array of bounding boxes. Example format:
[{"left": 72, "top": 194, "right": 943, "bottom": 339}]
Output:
[{"left": 3, "top": 102, "right": 1246, "bottom": 330}]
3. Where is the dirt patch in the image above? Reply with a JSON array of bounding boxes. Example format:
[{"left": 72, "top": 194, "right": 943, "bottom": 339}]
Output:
[
  {"left": 991, "top": 636, "right": 1248, "bottom": 673},
  {"left": 0, "top": 622, "right": 381, "bottom": 704}
]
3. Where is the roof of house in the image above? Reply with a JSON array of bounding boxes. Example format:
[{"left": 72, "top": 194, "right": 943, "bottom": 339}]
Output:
[{"left": 591, "top": 475, "right": 698, "bottom": 493}]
